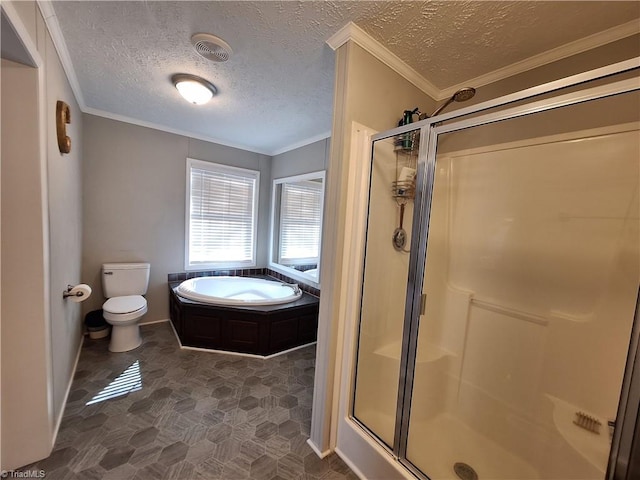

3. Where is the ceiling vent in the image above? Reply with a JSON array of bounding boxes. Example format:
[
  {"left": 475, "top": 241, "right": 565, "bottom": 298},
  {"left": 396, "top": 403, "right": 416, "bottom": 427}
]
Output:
[{"left": 191, "top": 33, "right": 232, "bottom": 62}]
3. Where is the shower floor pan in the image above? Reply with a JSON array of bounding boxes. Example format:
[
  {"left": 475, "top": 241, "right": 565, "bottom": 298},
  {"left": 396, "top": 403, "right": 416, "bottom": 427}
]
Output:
[{"left": 406, "top": 413, "right": 539, "bottom": 480}]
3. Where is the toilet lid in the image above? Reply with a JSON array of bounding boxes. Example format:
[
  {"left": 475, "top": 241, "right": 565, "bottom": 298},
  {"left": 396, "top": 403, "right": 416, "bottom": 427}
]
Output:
[{"left": 103, "top": 295, "right": 146, "bottom": 314}]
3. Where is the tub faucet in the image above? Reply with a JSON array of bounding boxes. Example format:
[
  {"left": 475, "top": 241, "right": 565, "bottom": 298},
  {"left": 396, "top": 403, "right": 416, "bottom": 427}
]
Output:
[{"left": 282, "top": 282, "right": 301, "bottom": 295}]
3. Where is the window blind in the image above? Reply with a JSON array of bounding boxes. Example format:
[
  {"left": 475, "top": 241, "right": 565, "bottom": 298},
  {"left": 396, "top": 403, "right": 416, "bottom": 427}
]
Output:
[
  {"left": 187, "top": 160, "right": 259, "bottom": 268},
  {"left": 279, "top": 180, "right": 322, "bottom": 264}
]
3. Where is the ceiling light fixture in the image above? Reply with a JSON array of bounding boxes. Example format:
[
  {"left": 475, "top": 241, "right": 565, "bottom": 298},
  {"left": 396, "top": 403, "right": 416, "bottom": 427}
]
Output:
[{"left": 172, "top": 74, "right": 217, "bottom": 105}]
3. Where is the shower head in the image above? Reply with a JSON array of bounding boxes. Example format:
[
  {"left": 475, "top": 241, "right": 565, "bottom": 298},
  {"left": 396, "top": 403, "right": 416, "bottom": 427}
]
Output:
[
  {"left": 452, "top": 87, "right": 476, "bottom": 102},
  {"left": 424, "top": 87, "right": 477, "bottom": 118}
]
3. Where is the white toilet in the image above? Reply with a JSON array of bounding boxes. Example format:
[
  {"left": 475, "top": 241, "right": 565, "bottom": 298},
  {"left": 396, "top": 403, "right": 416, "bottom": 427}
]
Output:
[{"left": 102, "top": 262, "right": 150, "bottom": 352}]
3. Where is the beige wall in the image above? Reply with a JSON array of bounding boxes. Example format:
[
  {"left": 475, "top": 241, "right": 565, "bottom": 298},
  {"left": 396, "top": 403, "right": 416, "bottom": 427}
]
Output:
[
  {"left": 81, "top": 115, "right": 272, "bottom": 322},
  {"left": 1, "top": 0, "right": 84, "bottom": 469}
]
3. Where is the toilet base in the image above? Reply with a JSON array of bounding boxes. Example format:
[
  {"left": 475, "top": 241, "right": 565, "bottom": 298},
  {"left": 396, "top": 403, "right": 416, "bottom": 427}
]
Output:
[{"left": 109, "top": 323, "right": 142, "bottom": 352}]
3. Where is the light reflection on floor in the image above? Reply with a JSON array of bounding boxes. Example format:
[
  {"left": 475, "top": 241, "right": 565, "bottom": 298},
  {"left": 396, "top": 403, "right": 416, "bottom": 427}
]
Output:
[{"left": 85, "top": 360, "right": 142, "bottom": 405}]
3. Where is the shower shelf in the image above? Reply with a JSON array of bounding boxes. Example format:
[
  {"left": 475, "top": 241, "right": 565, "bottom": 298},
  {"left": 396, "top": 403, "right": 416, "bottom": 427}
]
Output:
[
  {"left": 391, "top": 180, "right": 415, "bottom": 200},
  {"left": 546, "top": 394, "right": 609, "bottom": 474}
]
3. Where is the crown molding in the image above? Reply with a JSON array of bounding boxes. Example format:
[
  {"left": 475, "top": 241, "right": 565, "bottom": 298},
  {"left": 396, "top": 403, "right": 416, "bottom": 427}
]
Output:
[
  {"left": 37, "top": 1, "right": 86, "bottom": 109},
  {"left": 327, "top": 21, "right": 441, "bottom": 100},
  {"left": 83, "top": 106, "right": 275, "bottom": 156},
  {"left": 270, "top": 131, "right": 331, "bottom": 157},
  {"left": 34, "top": 9, "right": 639, "bottom": 153},
  {"left": 329, "top": 20, "right": 640, "bottom": 102},
  {"left": 440, "top": 19, "right": 640, "bottom": 99},
  {"left": 84, "top": 106, "right": 330, "bottom": 157}
]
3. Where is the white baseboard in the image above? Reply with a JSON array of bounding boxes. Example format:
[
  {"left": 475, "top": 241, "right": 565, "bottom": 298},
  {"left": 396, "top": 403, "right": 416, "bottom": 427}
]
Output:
[
  {"left": 335, "top": 447, "right": 365, "bottom": 479},
  {"left": 51, "top": 334, "right": 84, "bottom": 447},
  {"left": 306, "top": 438, "right": 331, "bottom": 459},
  {"left": 139, "top": 318, "right": 169, "bottom": 326},
  {"left": 263, "top": 342, "right": 317, "bottom": 359},
  {"left": 178, "top": 341, "right": 317, "bottom": 360},
  {"left": 166, "top": 316, "right": 181, "bottom": 343}
]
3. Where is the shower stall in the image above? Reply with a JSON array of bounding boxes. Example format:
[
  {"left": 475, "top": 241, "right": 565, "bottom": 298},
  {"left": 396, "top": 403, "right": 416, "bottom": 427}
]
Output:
[{"left": 341, "top": 59, "right": 640, "bottom": 480}]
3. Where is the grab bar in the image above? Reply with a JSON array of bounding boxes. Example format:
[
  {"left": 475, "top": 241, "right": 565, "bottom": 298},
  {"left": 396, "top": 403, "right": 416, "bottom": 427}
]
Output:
[{"left": 470, "top": 297, "right": 549, "bottom": 326}]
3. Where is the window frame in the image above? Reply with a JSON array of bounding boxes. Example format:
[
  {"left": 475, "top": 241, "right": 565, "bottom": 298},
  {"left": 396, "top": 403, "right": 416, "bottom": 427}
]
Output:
[
  {"left": 269, "top": 170, "right": 325, "bottom": 287},
  {"left": 184, "top": 158, "right": 260, "bottom": 270},
  {"left": 277, "top": 178, "right": 324, "bottom": 265}
]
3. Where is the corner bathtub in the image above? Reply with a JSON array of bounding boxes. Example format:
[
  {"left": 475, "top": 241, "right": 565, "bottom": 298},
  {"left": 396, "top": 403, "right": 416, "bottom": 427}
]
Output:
[
  {"left": 169, "top": 277, "right": 319, "bottom": 356},
  {"left": 176, "top": 276, "right": 302, "bottom": 306}
]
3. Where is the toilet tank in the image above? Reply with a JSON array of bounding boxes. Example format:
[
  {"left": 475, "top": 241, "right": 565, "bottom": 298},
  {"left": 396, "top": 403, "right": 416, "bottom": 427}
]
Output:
[{"left": 102, "top": 263, "right": 150, "bottom": 298}]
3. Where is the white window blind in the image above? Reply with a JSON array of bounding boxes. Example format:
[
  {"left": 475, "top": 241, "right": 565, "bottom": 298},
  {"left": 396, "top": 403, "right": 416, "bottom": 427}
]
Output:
[
  {"left": 279, "top": 180, "right": 323, "bottom": 264},
  {"left": 186, "top": 159, "right": 259, "bottom": 269}
]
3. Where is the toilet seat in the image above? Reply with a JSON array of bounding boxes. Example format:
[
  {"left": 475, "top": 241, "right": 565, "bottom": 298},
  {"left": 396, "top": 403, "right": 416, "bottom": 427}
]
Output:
[{"left": 103, "top": 295, "right": 147, "bottom": 322}]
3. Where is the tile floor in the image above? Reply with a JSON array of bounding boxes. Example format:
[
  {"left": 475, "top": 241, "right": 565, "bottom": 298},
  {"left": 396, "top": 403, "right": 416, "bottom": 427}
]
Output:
[{"left": 23, "top": 322, "right": 356, "bottom": 480}]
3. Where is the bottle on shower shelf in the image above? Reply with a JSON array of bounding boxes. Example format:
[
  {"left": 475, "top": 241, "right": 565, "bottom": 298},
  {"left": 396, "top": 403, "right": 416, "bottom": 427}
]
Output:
[{"left": 395, "top": 107, "right": 420, "bottom": 151}]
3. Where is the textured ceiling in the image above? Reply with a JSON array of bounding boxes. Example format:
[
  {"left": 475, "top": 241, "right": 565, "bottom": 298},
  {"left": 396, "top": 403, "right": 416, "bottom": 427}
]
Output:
[{"left": 51, "top": 1, "right": 639, "bottom": 155}]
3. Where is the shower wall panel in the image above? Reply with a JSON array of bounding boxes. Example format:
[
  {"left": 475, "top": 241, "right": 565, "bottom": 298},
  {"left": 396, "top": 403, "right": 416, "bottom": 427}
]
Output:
[
  {"left": 446, "top": 127, "right": 639, "bottom": 416},
  {"left": 407, "top": 111, "right": 639, "bottom": 479}
]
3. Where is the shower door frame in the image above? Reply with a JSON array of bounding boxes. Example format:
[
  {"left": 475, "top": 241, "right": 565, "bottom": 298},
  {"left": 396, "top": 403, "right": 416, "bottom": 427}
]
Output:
[{"left": 348, "top": 57, "right": 640, "bottom": 480}]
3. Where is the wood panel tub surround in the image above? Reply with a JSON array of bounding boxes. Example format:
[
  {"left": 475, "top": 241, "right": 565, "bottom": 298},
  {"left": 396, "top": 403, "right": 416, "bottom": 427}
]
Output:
[{"left": 168, "top": 282, "right": 319, "bottom": 356}]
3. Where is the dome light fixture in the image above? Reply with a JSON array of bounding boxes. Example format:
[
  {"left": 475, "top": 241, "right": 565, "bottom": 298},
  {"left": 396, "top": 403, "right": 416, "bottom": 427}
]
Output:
[{"left": 172, "top": 74, "right": 217, "bottom": 105}]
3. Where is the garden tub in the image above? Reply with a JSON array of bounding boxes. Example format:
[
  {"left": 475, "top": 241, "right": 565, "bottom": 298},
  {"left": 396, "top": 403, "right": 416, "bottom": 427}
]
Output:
[
  {"left": 169, "top": 277, "right": 318, "bottom": 356},
  {"left": 176, "top": 276, "right": 302, "bottom": 306}
]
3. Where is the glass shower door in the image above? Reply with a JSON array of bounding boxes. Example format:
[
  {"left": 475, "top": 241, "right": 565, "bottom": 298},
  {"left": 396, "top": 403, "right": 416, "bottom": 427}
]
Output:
[
  {"left": 404, "top": 91, "right": 640, "bottom": 479},
  {"left": 352, "top": 128, "right": 421, "bottom": 448}
]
